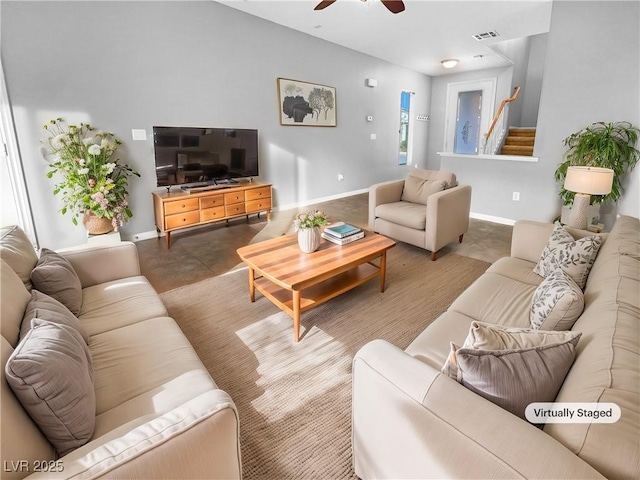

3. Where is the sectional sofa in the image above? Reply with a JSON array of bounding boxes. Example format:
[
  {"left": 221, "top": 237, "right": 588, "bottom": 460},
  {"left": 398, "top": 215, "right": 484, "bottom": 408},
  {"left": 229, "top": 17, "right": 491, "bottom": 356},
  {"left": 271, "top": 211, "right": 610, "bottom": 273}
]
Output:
[
  {"left": 353, "top": 215, "right": 639, "bottom": 479},
  {"left": 1, "top": 226, "right": 241, "bottom": 479}
]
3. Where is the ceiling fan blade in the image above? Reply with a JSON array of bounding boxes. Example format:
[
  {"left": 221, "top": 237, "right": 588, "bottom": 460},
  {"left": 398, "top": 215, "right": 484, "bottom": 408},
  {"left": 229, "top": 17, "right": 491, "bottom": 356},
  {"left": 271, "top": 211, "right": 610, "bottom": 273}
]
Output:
[
  {"left": 381, "top": 0, "right": 405, "bottom": 14},
  {"left": 314, "top": 0, "right": 337, "bottom": 11}
]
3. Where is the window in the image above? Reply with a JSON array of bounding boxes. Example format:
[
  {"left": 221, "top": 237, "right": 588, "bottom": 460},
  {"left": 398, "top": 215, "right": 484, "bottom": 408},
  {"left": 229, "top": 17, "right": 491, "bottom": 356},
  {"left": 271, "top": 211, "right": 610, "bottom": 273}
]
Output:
[
  {"left": 1, "top": 59, "right": 38, "bottom": 247},
  {"left": 398, "top": 90, "right": 414, "bottom": 165}
]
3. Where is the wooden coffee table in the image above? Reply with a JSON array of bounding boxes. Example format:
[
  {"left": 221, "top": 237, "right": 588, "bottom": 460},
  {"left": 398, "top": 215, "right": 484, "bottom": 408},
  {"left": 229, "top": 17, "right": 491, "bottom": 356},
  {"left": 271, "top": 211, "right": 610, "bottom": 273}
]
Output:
[{"left": 236, "top": 231, "right": 395, "bottom": 342}]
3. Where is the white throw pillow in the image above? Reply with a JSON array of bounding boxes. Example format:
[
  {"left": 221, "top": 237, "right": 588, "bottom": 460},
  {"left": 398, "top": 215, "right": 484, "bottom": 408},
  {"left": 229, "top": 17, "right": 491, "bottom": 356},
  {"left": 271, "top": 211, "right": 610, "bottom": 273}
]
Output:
[
  {"left": 530, "top": 268, "right": 584, "bottom": 330},
  {"left": 533, "top": 223, "right": 601, "bottom": 289}
]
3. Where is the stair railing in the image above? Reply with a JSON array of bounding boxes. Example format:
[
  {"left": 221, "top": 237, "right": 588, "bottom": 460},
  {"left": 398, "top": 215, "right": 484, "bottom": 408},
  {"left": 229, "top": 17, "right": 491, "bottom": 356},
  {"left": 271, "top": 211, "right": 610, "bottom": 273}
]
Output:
[{"left": 481, "top": 86, "right": 520, "bottom": 155}]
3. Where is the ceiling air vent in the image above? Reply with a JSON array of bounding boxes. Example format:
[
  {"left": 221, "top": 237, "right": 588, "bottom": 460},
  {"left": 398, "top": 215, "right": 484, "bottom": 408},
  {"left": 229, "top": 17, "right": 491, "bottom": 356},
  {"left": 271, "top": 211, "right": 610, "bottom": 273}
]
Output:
[{"left": 472, "top": 30, "right": 500, "bottom": 41}]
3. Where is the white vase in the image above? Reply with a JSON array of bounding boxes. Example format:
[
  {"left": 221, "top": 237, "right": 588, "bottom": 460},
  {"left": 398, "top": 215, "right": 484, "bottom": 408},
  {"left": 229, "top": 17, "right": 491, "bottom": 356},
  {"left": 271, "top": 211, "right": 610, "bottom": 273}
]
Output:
[{"left": 297, "top": 227, "right": 321, "bottom": 253}]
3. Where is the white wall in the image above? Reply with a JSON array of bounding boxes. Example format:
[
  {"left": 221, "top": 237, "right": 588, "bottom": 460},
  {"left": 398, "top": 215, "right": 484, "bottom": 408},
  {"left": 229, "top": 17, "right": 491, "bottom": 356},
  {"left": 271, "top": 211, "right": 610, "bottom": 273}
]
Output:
[
  {"left": 431, "top": 0, "right": 639, "bottom": 225},
  {"left": 536, "top": 0, "right": 640, "bottom": 225},
  {"left": 1, "top": 1, "right": 431, "bottom": 249},
  {"left": 520, "top": 33, "right": 547, "bottom": 127}
]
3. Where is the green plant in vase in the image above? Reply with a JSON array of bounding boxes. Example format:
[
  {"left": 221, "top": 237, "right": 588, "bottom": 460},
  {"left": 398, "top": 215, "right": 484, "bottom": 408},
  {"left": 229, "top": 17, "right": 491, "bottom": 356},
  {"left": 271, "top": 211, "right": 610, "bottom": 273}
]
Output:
[{"left": 42, "top": 118, "right": 140, "bottom": 232}]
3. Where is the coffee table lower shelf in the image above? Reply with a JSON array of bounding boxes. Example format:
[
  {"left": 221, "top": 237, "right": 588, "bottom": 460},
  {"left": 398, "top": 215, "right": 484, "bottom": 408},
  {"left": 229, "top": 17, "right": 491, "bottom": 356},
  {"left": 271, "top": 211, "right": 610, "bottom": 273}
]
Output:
[{"left": 254, "top": 262, "right": 380, "bottom": 318}]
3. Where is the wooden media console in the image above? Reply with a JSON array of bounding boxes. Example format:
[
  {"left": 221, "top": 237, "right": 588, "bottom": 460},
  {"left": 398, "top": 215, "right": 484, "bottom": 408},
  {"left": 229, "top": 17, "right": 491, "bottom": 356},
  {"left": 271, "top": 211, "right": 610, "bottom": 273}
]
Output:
[{"left": 152, "top": 182, "right": 272, "bottom": 248}]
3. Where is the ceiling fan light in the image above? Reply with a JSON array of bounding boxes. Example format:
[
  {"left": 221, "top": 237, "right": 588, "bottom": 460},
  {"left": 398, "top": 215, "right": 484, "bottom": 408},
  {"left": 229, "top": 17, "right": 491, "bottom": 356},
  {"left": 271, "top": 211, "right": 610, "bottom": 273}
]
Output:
[{"left": 441, "top": 59, "right": 459, "bottom": 69}]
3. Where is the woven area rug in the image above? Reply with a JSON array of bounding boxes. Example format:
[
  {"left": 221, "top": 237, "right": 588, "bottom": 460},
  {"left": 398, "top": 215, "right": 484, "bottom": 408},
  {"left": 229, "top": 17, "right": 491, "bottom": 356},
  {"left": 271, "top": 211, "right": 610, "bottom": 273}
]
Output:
[{"left": 160, "top": 243, "right": 490, "bottom": 479}]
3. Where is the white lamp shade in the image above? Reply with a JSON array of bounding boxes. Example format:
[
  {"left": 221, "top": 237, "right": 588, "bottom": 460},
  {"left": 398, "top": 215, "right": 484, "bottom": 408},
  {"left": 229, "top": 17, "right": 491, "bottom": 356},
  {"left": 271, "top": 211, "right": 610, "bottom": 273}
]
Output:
[{"left": 564, "top": 166, "right": 614, "bottom": 195}]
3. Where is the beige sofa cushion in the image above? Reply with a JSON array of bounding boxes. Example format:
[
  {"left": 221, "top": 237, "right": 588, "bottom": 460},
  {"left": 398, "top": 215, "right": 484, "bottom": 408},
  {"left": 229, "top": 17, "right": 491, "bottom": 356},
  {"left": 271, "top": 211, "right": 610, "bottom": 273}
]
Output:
[
  {"left": 530, "top": 268, "right": 584, "bottom": 330},
  {"left": 21, "top": 290, "right": 90, "bottom": 344},
  {"left": 401, "top": 177, "right": 447, "bottom": 205},
  {"left": 533, "top": 223, "right": 602, "bottom": 289},
  {"left": 79, "top": 276, "right": 168, "bottom": 336},
  {"left": 91, "top": 316, "right": 216, "bottom": 437},
  {"left": 5, "top": 318, "right": 95, "bottom": 456},
  {"left": 31, "top": 248, "right": 83, "bottom": 315},
  {"left": 0, "top": 260, "right": 32, "bottom": 348},
  {"left": 454, "top": 332, "right": 581, "bottom": 420},
  {"left": 448, "top": 271, "right": 536, "bottom": 327},
  {"left": 0, "top": 225, "right": 38, "bottom": 290}
]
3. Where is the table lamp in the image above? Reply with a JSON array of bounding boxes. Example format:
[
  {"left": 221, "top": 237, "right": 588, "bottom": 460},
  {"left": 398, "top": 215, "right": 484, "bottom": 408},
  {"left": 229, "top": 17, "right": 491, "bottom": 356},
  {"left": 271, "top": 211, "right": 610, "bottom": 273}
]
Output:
[{"left": 563, "top": 166, "right": 614, "bottom": 229}]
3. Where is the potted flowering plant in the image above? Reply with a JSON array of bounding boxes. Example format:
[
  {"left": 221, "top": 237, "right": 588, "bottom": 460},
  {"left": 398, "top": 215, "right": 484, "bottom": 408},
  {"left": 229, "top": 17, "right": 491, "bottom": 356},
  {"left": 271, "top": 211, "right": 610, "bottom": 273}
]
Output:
[
  {"left": 293, "top": 210, "right": 328, "bottom": 253},
  {"left": 42, "top": 118, "right": 140, "bottom": 233}
]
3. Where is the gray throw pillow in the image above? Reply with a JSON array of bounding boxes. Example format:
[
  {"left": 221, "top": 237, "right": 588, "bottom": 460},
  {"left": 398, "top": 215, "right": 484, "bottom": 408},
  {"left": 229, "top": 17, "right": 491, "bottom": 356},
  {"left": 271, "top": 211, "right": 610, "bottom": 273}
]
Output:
[
  {"left": 30, "top": 248, "right": 83, "bottom": 315},
  {"left": 400, "top": 176, "right": 447, "bottom": 205},
  {"left": 442, "top": 322, "right": 581, "bottom": 380},
  {"left": 533, "top": 223, "right": 601, "bottom": 289},
  {"left": 21, "top": 290, "right": 90, "bottom": 344},
  {"left": 5, "top": 318, "right": 95, "bottom": 456},
  {"left": 530, "top": 268, "right": 584, "bottom": 331},
  {"left": 453, "top": 333, "right": 581, "bottom": 420}
]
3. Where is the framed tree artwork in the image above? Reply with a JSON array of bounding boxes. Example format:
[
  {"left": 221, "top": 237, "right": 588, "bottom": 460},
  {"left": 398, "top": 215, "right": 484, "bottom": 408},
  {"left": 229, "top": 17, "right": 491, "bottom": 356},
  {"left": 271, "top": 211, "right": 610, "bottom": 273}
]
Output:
[{"left": 277, "top": 78, "right": 337, "bottom": 127}]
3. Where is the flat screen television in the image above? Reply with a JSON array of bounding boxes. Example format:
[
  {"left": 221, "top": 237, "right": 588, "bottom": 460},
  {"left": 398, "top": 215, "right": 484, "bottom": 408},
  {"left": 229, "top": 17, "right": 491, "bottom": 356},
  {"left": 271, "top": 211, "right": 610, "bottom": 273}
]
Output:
[{"left": 153, "top": 126, "right": 259, "bottom": 189}]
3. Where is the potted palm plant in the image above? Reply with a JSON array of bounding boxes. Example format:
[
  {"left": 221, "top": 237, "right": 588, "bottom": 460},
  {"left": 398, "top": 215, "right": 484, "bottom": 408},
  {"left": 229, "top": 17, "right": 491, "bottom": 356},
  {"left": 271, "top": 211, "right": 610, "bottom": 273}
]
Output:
[
  {"left": 555, "top": 122, "right": 640, "bottom": 228},
  {"left": 555, "top": 121, "right": 639, "bottom": 226}
]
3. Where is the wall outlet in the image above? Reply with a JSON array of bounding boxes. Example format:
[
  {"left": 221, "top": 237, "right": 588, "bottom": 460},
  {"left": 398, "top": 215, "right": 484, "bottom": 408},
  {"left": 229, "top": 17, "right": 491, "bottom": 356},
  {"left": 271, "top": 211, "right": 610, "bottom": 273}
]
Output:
[
  {"left": 338, "top": 173, "right": 344, "bottom": 181},
  {"left": 512, "top": 192, "right": 520, "bottom": 201}
]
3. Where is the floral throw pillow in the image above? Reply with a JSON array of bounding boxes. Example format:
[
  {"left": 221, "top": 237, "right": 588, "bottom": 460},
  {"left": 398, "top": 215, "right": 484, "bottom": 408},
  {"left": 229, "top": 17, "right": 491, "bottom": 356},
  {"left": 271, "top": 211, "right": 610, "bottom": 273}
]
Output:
[
  {"left": 530, "top": 269, "right": 584, "bottom": 330},
  {"left": 533, "top": 223, "right": 602, "bottom": 289}
]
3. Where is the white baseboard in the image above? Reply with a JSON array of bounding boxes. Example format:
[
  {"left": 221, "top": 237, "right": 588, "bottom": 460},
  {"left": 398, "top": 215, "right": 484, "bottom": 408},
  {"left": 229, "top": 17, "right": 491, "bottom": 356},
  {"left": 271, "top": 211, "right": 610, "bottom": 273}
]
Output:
[
  {"left": 124, "top": 230, "right": 159, "bottom": 242},
  {"left": 470, "top": 212, "right": 516, "bottom": 226},
  {"left": 128, "top": 188, "right": 370, "bottom": 242}
]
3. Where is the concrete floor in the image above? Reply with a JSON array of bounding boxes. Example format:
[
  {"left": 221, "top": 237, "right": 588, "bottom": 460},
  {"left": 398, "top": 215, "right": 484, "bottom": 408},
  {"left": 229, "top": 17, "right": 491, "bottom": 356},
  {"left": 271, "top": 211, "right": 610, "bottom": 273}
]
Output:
[{"left": 137, "top": 193, "right": 513, "bottom": 293}]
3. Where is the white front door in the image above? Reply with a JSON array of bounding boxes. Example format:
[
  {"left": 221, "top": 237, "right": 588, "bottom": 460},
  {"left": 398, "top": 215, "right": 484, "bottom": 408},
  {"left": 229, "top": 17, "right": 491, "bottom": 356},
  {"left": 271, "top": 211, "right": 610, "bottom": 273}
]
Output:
[{"left": 443, "top": 78, "right": 497, "bottom": 153}]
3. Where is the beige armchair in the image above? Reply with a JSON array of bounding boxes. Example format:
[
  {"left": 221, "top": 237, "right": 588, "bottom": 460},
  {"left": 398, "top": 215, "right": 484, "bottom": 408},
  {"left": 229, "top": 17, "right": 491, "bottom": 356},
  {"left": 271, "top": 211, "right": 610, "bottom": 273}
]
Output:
[{"left": 369, "top": 169, "right": 471, "bottom": 260}]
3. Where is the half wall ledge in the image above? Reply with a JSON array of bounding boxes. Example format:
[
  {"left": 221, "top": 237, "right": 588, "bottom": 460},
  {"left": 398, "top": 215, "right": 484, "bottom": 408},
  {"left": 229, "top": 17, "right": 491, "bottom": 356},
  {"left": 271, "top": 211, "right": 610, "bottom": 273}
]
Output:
[{"left": 437, "top": 152, "right": 539, "bottom": 163}]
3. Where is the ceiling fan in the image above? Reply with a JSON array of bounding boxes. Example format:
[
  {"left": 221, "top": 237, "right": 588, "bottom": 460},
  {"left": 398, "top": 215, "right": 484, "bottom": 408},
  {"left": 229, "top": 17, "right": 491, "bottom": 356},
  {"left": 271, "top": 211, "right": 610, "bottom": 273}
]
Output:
[{"left": 314, "top": 0, "right": 406, "bottom": 14}]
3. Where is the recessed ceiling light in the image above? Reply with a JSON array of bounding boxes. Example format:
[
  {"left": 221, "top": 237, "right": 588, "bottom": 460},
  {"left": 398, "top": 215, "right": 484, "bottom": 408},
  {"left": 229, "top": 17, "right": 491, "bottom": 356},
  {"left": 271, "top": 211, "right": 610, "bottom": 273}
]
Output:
[
  {"left": 473, "top": 55, "right": 484, "bottom": 59},
  {"left": 441, "top": 59, "right": 459, "bottom": 69},
  {"left": 313, "top": 25, "right": 323, "bottom": 29}
]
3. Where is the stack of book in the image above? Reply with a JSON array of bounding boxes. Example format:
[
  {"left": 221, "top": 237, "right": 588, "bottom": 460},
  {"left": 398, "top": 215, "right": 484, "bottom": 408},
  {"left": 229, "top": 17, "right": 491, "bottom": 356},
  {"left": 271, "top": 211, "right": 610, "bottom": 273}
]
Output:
[{"left": 321, "top": 222, "right": 364, "bottom": 245}]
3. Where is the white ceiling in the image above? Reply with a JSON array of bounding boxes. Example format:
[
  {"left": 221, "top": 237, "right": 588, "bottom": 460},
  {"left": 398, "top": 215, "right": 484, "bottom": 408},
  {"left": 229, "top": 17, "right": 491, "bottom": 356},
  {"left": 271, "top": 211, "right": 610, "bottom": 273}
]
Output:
[{"left": 217, "top": 0, "right": 553, "bottom": 76}]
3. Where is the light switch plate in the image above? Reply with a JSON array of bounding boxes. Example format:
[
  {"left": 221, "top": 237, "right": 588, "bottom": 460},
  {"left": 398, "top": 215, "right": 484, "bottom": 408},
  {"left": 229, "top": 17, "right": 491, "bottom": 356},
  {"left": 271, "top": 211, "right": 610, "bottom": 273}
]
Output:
[{"left": 131, "top": 129, "right": 147, "bottom": 141}]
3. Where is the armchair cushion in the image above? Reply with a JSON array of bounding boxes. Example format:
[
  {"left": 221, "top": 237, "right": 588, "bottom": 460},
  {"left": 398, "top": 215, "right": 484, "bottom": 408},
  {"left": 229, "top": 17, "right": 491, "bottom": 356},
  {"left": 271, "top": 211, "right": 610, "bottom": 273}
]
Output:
[
  {"left": 401, "top": 177, "right": 447, "bottom": 205},
  {"left": 375, "top": 202, "right": 426, "bottom": 230},
  {"left": 405, "top": 169, "right": 458, "bottom": 189}
]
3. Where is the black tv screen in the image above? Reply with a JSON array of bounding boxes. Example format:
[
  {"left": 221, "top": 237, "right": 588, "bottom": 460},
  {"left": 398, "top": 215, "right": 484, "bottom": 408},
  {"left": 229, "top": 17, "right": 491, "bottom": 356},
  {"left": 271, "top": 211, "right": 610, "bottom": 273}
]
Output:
[{"left": 153, "top": 126, "right": 259, "bottom": 188}]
